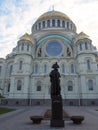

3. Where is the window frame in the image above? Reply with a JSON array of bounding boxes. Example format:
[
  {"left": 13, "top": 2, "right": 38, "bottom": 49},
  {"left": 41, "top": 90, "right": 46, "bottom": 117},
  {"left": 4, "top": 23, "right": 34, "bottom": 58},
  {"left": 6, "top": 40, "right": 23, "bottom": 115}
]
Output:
[
  {"left": 52, "top": 19, "right": 55, "bottom": 27},
  {"left": 47, "top": 20, "right": 50, "bottom": 27},
  {"left": 87, "top": 60, "right": 91, "bottom": 70},
  {"left": 57, "top": 20, "right": 60, "bottom": 27},
  {"left": 36, "top": 81, "right": 42, "bottom": 91},
  {"left": 0, "top": 66, "right": 2, "bottom": 76},
  {"left": 43, "top": 64, "right": 47, "bottom": 74},
  {"left": 9, "top": 65, "right": 13, "bottom": 76},
  {"left": 79, "top": 43, "right": 82, "bottom": 51},
  {"left": 62, "top": 20, "right": 65, "bottom": 27},
  {"left": 88, "top": 79, "right": 93, "bottom": 91},
  {"left": 34, "top": 64, "right": 38, "bottom": 74},
  {"left": 21, "top": 43, "right": 24, "bottom": 51},
  {"left": 19, "top": 61, "right": 23, "bottom": 70},
  {"left": 42, "top": 21, "right": 45, "bottom": 28},
  {"left": 17, "top": 80, "right": 22, "bottom": 91},
  {"left": 67, "top": 80, "right": 73, "bottom": 91},
  {"left": 61, "top": 64, "right": 65, "bottom": 74},
  {"left": 85, "top": 42, "right": 88, "bottom": 50},
  {"left": 71, "top": 64, "right": 74, "bottom": 73}
]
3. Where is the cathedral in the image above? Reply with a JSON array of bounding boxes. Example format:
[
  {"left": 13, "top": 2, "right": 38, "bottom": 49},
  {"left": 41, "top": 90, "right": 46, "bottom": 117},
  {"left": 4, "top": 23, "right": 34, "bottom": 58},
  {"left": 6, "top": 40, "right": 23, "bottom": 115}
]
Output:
[{"left": 0, "top": 10, "right": 98, "bottom": 106}]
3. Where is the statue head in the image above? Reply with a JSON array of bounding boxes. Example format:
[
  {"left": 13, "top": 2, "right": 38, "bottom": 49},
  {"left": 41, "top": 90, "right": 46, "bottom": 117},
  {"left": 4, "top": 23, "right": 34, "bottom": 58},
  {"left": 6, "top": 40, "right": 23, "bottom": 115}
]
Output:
[{"left": 52, "top": 62, "right": 59, "bottom": 69}]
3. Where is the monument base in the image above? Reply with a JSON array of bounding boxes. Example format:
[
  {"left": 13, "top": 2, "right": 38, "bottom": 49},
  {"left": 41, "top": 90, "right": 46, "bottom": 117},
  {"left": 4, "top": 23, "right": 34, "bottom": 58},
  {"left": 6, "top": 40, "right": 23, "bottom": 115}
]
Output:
[
  {"left": 51, "top": 119, "right": 64, "bottom": 127},
  {"left": 50, "top": 95, "right": 64, "bottom": 127}
]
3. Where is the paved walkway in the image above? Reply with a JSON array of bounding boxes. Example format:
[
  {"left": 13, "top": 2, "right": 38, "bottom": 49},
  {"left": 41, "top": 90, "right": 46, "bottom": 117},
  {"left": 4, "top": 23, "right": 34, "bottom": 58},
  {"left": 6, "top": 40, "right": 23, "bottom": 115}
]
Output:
[{"left": 0, "top": 105, "right": 98, "bottom": 130}]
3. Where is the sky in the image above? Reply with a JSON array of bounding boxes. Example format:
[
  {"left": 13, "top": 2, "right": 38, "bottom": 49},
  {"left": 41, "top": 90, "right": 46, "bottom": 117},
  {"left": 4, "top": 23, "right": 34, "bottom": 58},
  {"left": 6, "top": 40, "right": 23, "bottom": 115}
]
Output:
[{"left": 0, "top": 0, "right": 98, "bottom": 58}]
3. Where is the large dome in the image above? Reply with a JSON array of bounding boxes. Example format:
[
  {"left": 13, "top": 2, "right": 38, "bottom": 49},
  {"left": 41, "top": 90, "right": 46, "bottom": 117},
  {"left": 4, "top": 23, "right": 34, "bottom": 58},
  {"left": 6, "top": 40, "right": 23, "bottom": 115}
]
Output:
[
  {"left": 32, "top": 10, "right": 76, "bottom": 32},
  {"left": 37, "top": 10, "right": 71, "bottom": 21}
]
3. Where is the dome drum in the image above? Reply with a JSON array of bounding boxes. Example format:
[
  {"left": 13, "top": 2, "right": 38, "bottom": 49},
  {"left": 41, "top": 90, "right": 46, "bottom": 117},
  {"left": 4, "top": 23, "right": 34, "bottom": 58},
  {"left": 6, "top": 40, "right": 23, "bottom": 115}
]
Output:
[{"left": 32, "top": 11, "right": 76, "bottom": 32}]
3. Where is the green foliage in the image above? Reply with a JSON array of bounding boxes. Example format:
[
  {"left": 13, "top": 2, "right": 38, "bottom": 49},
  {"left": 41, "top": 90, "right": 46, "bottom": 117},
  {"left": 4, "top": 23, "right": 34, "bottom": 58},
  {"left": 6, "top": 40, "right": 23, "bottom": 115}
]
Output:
[
  {"left": 0, "top": 95, "right": 5, "bottom": 98},
  {"left": 0, "top": 108, "right": 16, "bottom": 115}
]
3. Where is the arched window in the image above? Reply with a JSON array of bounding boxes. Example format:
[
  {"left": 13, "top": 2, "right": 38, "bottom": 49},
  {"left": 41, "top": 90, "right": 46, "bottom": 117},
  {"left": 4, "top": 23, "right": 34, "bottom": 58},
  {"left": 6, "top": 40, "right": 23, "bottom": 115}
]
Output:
[
  {"left": 85, "top": 42, "right": 88, "bottom": 50},
  {"left": 62, "top": 20, "right": 65, "bottom": 27},
  {"left": 57, "top": 20, "right": 60, "bottom": 27},
  {"left": 17, "top": 80, "right": 22, "bottom": 91},
  {"left": 8, "top": 83, "right": 10, "bottom": 92},
  {"left": 39, "top": 22, "right": 41, "bottom": 29},
  {"left": 21, "top": 43, "right": 24, "bottom": 51},
  {"left": 42, "top": 21, "right": 45, "bottom": 28},
  {"left": 71, "top": 64, "right": 74, "bottom": 73},
  {"left": 67, "top": 81, "right": 73, "bottom": 91},
  {"left": 0, "top": 66, "right": 2, "bottom": 76},
  {"left": 27, "top": 44, "right": 29, "bottom": 51},
  {"left": 67, "top": 22, "right": 69, "bottom": 29},
  {"left": 71, "top": 24, "right": 72, "bottom": 29},
  {"left": 47, "top": 20, "right": 50, "bottom": 27},
  {"left": 80, "top": 43, "right": 82, "bottom": 51},
  {"left": 34, "top": 64, "right": 38, "bottom": 74},
  {"left": 61, "top": 64, "right": 65, "bottom": 73},
  {"left": 43, "top": 64, "right": 47, "bottom": 74},
  {"left": 88, "top": 80, "right": 93, "bottom": 90},
  {"left": 97, "top": 64, "right": 98, "bottom": 70},
  {"left": 18, "top": 44, "right": 19, "bottom": 51},
  {"left": 19, "top": 61, "right": 23, "bottom": 70},
  {"left": 52, "top": 19, "right": 55, "bottom": 27},
  {"left": 9, "top": 65, "right": 13, "bottom": 76},
  {"left": 87, "top": 60, "right": 91, "bottom": 70},
  {"left": 36, "top": 81, "right": 41, "bottom": 91},
  {"left": 35, "top": 24, "right": 37, "bottom": 30}
]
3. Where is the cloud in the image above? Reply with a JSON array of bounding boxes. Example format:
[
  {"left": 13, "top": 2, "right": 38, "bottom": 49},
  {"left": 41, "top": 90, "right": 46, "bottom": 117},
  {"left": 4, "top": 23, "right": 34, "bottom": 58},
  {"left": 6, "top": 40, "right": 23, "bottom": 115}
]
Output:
[
  {"left": 0, "top": 0, "right": 98, "bottom": 58},
  {"left": 75, "top": 0, "right": 98, "bottom": 4}
]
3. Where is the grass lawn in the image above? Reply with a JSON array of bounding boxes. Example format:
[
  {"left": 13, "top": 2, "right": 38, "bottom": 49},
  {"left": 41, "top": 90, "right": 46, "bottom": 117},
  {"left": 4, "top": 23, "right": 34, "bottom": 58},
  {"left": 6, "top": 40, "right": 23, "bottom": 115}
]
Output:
[
  {"left": 0, "top": 95, "right": 4, "bottom": 98},
  {"left": 0, "top": 108, "right": 16, "bottom": 115}
]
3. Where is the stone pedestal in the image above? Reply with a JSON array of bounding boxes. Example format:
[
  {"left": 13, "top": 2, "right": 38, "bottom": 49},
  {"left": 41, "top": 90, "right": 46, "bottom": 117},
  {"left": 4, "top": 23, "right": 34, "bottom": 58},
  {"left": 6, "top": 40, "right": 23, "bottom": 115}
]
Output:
[{"left": 50, "top": 95, "right": 64, "bottom": 127}]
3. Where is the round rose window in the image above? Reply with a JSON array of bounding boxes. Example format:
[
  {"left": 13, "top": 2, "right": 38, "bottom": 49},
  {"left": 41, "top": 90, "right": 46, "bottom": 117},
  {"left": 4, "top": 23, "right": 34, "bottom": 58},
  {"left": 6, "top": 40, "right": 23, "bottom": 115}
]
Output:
[{"left": 46, "top": 41, "right": 62, "bottom": 56}]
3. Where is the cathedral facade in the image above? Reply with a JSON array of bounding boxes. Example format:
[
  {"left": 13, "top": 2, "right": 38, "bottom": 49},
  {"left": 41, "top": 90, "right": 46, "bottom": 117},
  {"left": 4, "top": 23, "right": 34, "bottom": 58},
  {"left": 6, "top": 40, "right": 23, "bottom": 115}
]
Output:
[{"left": 0, "top": 10, "right": 98, "bottom": 106}]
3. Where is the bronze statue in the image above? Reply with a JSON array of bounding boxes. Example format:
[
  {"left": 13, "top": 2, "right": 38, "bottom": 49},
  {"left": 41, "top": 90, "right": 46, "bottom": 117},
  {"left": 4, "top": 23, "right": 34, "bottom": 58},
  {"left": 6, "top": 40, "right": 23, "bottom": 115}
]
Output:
[
  {"left": 67, "top": 47, "right": 71, "bottom": 56},
  {"left": 38, "top": 48, "right": 42, "bottom": 57},
  {"left": 50, "top": 62, "right": 61, "bottom": 97},
  {"left": 50, "top": 62, "right": 64, "bottom": 127}
]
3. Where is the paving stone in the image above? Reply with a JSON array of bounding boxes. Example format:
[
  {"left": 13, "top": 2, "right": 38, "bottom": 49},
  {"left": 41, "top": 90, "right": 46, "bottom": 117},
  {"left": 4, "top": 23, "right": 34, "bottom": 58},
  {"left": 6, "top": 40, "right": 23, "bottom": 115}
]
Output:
[{"left": 0, "top": 106, "right": 98, "bottom": 130}]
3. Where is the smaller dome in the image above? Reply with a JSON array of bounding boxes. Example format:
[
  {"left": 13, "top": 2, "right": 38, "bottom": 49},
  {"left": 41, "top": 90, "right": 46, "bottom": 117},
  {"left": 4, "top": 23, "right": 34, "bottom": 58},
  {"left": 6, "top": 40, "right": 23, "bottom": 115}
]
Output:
[
  {"left": 74, "top": 32, "right": 90, "bottom": 43},
  {"left": 19, "top": 33, "right": 32, "bottom": 43}
]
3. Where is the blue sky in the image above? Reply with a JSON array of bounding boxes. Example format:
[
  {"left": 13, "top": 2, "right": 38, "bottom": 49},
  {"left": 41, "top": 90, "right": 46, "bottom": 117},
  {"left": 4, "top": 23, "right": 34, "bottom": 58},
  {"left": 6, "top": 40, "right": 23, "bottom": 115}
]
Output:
[{"left": 0, "top": 0, "right": 98, "bottom": 58}]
